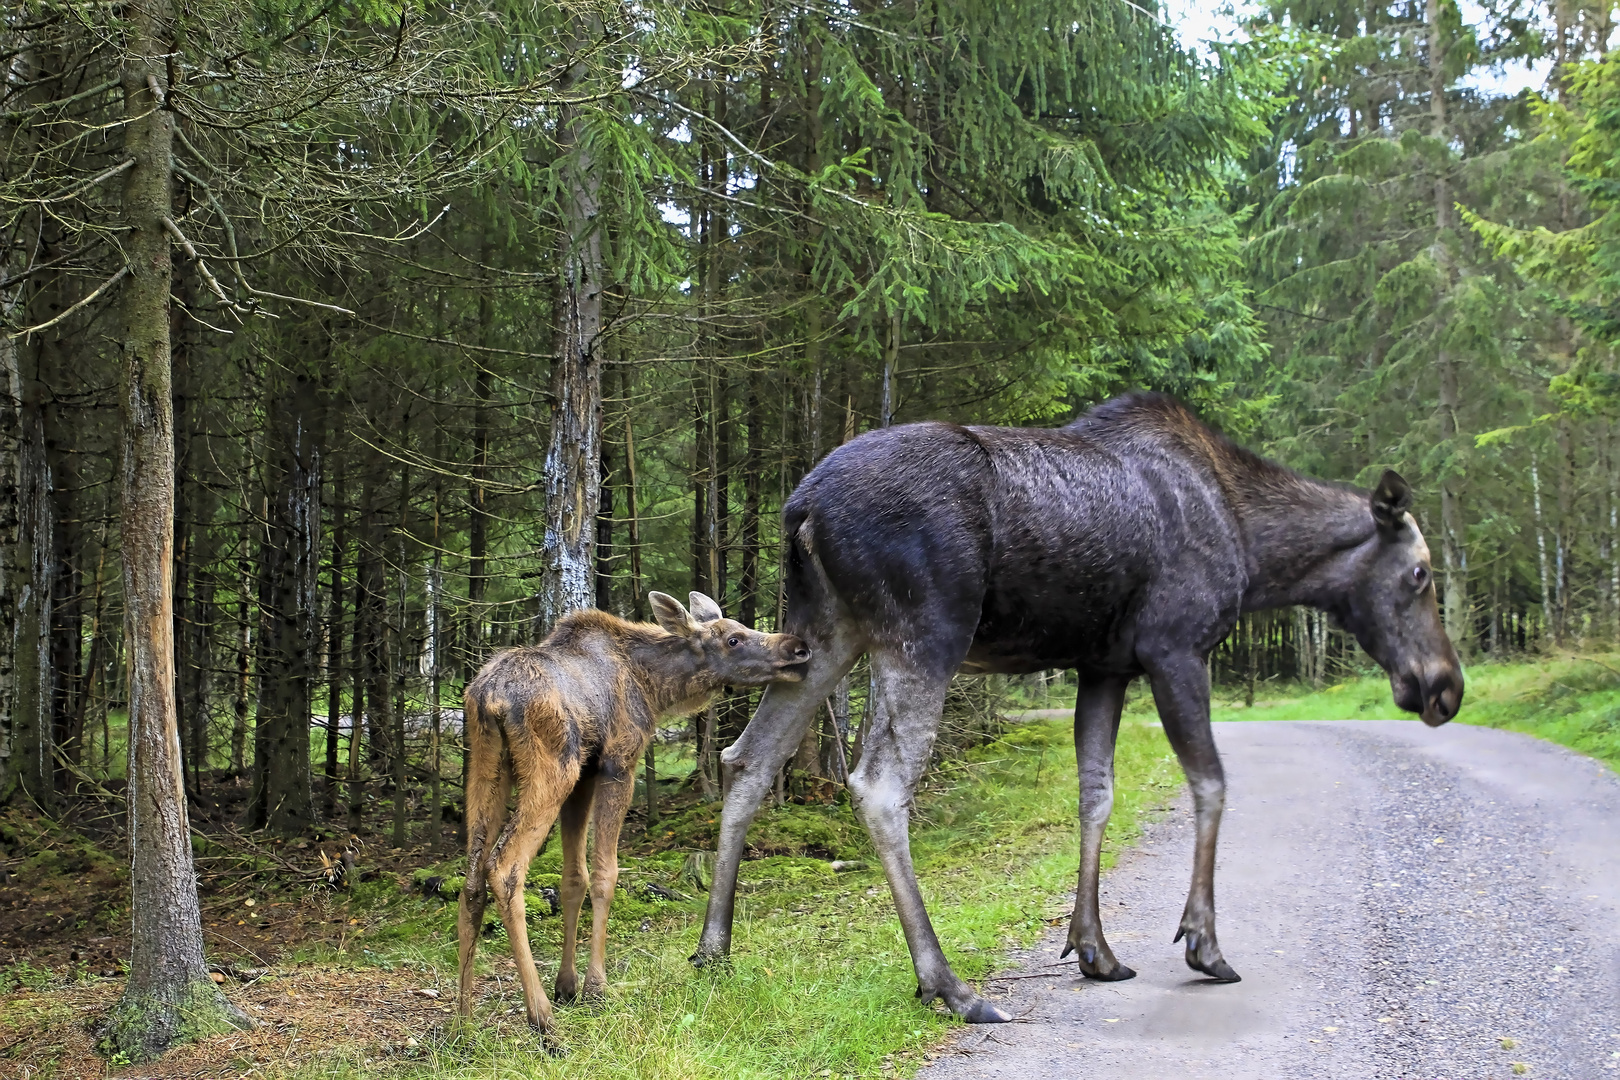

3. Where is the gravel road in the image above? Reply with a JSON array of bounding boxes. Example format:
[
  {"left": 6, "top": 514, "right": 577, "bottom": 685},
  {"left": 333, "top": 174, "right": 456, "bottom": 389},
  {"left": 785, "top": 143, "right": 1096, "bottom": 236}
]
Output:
[{"left": 918, "top": 720, "right": 1620, "bottom": 1080}]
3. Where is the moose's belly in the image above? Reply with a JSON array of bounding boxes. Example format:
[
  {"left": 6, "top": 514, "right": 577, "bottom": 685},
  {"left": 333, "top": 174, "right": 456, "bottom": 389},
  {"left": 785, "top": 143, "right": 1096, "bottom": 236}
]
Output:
[{"left": 964, "top": 567, "right": 1145, "bottom": 674}]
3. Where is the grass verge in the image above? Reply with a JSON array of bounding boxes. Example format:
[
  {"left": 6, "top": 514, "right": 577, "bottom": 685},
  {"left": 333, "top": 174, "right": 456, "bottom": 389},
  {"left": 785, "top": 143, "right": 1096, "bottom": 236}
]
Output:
[{"left": 1205, "top": 655, "right": 1620, "bottom": 771}]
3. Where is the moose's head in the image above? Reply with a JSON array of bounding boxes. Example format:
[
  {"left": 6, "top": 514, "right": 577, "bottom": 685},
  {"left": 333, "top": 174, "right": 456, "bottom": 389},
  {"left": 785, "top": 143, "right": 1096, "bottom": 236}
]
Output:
[
  {"left": 1333, "top": 471, "right": 1464, "bottom": 727},
  {"left": 649, "top": 591, "right": 811, "bottom": 685}
]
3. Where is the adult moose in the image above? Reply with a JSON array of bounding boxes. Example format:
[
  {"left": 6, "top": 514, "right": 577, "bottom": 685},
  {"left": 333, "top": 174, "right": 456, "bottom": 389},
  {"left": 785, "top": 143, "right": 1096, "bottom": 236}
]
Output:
[
  {"left": 691, "top": 393, "right": 1463, "bottom": 1023},
  {"left": 457, "top": 592, "right": 808, "bottom": 1036}
]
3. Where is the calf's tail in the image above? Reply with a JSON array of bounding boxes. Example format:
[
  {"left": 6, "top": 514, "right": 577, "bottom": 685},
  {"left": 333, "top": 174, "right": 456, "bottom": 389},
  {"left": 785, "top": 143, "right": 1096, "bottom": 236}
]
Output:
[{"left": 456, "top": 690, "right": 510, "bottom": 1020}]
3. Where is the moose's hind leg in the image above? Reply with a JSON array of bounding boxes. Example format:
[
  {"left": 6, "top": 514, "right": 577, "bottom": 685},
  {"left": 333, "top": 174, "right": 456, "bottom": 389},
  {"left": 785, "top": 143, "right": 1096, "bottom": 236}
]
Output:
[
  {"left": 851, "top": 651, "right": 1011, "bottom": 1024},
  {"left": 1064, "top": 676, "right": 1135, "bottom": 981}
]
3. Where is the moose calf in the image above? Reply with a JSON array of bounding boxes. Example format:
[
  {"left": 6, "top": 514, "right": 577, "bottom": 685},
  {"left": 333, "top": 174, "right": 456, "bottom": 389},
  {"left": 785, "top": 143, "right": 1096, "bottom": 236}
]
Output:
[{"left": 456, "top": 592, "right": 809, "bottom": 1035}]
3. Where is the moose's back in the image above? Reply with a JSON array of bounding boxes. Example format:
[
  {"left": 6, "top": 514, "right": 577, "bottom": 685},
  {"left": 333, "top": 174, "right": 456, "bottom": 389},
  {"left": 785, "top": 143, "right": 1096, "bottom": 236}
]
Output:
[{"left": 786, "top": 413, "right": 1244, "bottom": 674}]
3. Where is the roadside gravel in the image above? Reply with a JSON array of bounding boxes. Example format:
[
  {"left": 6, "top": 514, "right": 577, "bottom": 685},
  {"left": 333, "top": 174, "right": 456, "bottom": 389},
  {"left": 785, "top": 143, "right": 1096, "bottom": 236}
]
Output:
[{"left": 918, "top": 720, "right": 1620, "bottom": 1080}]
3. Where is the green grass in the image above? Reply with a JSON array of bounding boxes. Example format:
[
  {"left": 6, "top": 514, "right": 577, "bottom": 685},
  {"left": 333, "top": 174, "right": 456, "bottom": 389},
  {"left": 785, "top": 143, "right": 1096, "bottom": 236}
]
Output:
[
  {"left": 281, "top": 717, "right": 1180, "bottom": 1079},
  {"left": 1203, "top": 656, "right": 1620, "bottom": 771}
]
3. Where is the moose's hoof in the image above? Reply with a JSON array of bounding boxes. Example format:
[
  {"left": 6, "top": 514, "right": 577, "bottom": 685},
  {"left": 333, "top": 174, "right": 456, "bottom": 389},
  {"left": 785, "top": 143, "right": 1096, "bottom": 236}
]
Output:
[
  {"left": 689, "top": 949, "right": 732, "bottom": 972},
  {"left": 1178, "top": 931, "right": 1241, "bottom": 982},
  {"left": 1063, "top": 941, "right": 1137, "bottom": 981},
  {"left": 960, "top": 997, "right": 1014, "bottom": 1024}
]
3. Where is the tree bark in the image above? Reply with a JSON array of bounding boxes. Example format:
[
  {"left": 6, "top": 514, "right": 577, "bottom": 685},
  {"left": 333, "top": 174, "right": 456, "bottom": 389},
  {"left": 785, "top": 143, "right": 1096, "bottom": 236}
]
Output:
[
  {"left": 324, "top": 465, "right": 345, "bottom": 818},
  {"left": 251, "top": 370, "right": 321, "bottom": 835},
  {"left": 101, "top": 4, "right": 248, "bottom": 1054},
  {"left": 1428, "top": 0, "right": 1468, "bottom": 653},
  {"left": 537, "top": 31, "right": 605, "bottom": 634}
]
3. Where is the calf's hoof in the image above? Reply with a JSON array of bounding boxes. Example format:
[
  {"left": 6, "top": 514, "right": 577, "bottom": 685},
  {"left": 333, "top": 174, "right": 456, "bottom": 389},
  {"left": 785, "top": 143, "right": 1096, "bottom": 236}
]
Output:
[{"left": 1062, "top": 940, "right": 1137, "bottom": 981}]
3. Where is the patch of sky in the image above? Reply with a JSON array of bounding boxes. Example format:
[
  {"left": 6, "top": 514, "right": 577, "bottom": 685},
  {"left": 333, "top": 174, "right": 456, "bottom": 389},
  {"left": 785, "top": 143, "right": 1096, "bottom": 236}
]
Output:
[{"left": 1166, "top": 0, "right": 1551, "bottom": 98}]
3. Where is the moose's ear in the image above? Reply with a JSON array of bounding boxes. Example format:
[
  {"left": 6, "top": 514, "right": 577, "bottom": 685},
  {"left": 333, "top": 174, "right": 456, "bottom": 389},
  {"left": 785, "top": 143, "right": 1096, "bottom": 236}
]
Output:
[
  {"left": 649, "top": 592, "right": 697, "bottom": 636},
  {"left": 1370, "top": 470, "right": 1413, "bottom": 532},
  {"left": 687, "top": 591, "right": 724, "bottom": 624}
]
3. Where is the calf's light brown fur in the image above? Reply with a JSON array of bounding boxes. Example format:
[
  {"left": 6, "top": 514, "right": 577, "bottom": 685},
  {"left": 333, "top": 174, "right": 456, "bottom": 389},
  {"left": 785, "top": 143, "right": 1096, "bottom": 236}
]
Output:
[{"left": 456, "top": 591, "right": 808, "bottom": 1035}]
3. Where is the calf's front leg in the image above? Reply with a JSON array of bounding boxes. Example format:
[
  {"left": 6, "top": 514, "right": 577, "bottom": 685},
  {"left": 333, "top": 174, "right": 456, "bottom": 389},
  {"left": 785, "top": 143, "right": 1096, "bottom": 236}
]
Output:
[
  {"left": 1145, "top": 651, "right": 1240, "bottom": 982},
  {"left": 1063, "top": 676, "right": 1134, "bottom": 980}
]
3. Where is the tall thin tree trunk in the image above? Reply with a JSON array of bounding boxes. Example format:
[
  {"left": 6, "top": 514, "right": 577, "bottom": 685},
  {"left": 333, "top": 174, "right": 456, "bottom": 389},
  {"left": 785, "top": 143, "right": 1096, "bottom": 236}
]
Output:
[
  {"left": 324, "top": 465, "right": 345, "bottom": 818},
  {"left": 229, "top": 559, "right": 250, "bottom": 776},
  {"left": 1532, "top": 450, "right": 1553, "bottom": 646},
  {"left": 102, "top": 7, "right": 247, "bottom": 1052},
  {"left": 392, "top": 461, "right": 410, "bottom": 848},
  {"left": 1428, "top": 0, "right": 1468, "bottom": 653},
  {"left": 537, "top": 32, "right": 605, "bottom": 634}
]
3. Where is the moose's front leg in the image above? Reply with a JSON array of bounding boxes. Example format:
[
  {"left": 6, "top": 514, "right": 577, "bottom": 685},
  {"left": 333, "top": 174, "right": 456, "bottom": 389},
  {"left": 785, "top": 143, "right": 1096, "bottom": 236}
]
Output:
[
  {"left": 1145, "top": 651, "right": 1240, "bottom": 983},
  {"left": 692, "top": 630, "right": 859, "bottom": 966},
  {"left": 1063, "top": 676, "right": 1134, "bottom": 980}
]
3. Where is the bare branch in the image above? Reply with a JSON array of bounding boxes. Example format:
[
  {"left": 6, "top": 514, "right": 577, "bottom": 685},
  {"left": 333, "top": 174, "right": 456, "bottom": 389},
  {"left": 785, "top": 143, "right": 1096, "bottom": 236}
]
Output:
[
  {"left": 161, "top": 215, "right": 238, "bottom": 315},
  {"left": 7, "top": 265, "right": 129, "bottom": 338}
]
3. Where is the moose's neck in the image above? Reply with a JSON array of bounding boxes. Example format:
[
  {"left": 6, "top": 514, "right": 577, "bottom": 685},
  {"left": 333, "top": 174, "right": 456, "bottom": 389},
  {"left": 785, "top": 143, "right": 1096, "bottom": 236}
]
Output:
[{"left": 1230, "top": 477, "right": 1373, "bottom": 614}]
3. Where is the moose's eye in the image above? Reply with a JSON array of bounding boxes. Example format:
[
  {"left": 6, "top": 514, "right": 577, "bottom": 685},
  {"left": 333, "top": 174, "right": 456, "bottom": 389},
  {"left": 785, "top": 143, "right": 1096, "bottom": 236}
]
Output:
[
  {"left": 727, "top": 635, "right": 742, "bottom": 648},
  {"left": 1411, "top": 565, "right": 1429, "bottom": 590}
]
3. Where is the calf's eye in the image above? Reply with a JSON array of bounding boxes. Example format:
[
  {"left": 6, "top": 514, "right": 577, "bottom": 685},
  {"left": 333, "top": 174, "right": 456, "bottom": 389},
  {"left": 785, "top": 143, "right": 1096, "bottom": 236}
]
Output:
[
  {"left": 727, "top": 635, "right": 741, "bottom": 648},
  {"left": 1411, "top": 566, "right": 1429, "bottom": 590}
]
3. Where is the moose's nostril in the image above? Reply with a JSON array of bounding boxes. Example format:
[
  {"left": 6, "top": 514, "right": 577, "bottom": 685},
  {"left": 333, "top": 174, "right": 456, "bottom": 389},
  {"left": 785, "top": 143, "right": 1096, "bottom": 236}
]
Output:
[{"left": 793, "top": 647, "right": 810, "bottom": 660}]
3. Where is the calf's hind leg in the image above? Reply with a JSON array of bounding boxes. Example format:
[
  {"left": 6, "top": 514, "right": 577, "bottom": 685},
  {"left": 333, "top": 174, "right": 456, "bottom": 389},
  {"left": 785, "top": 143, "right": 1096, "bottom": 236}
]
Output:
[
  {"left": 582, "top": 757, "right": 639, "bottom": 996},
  {"left": 851, "top": 651, "right": 1010, "bottom": 1024},
  {"left": 553, "top": 774, "right": 596, "bottom": 1004},
  {"left": 457, "top": 715, "right": 510, "bottom": 1021},
  {"left": 489, "top": 758, "right": 574, "bottom": 1032},
  {"left": 1063, "top": 676, "right": 1135, "bottom": 980}
]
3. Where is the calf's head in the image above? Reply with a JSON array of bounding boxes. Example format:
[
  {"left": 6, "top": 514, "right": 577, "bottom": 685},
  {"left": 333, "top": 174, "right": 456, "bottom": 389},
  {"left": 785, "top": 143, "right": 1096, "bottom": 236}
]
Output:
[
  {"left": 1334, "top": 472, "right": 1464, "bottom": 727},
  {"left": 648, "top": 591, "right": 811, "bottom": 685}
]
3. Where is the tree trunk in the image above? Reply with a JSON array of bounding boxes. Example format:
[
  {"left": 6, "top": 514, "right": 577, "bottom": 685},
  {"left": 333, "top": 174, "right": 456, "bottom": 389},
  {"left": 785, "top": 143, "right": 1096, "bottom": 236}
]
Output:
[
  {"left": 537, "top": 35, "right": 605, "bottom": 634},
  {"left": 100, "top": 7, "right": 248, "bottom": 1054},
  {"left": 1532, "top": 450, "right": 1553, "bottom": 646},
  {"left": 11, "top": 350, "right": 53, "bottom": 807},
  {"left": 740, "top": 369, "right": 762, "bottom": 630},
  {"left": 229, "top": 559, "right": 250, "bottom": 776},
  {"left": 251, "top": 371, "right": 321, "bottom": 835},
  {"left": 1428, "top": 0, "right": 1469, "bottom": 654},
  {"left": 324, "top": 466, "right": 345, "bottom": 818}
]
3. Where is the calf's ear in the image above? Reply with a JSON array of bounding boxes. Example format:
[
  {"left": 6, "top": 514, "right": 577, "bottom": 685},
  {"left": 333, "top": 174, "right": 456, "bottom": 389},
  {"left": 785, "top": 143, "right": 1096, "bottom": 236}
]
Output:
[
  {"left": 687, "top": 591, "right": 724, "bottom": 624},
  {"left": 649, "top": 592, "right": 698, "bottom": 636},
  {"left": 1370, "top": 470, "right": 1413, "bottom": 532}
]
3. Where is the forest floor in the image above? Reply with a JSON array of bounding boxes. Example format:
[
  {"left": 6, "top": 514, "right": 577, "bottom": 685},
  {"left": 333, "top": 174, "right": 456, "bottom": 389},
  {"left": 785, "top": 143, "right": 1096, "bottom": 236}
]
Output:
[
  {"left": 3, "top": 654, "right": 1614, "bottom": 1078},
  {"left": 0, "top": 708, "right": 1182, "bottom": 1079}
]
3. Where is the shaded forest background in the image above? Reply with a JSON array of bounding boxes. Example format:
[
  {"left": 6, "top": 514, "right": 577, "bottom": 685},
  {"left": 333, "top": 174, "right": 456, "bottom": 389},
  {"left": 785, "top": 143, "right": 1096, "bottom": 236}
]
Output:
[{"left": 3, "top": 0, "right": 1618, "bottom": 838}]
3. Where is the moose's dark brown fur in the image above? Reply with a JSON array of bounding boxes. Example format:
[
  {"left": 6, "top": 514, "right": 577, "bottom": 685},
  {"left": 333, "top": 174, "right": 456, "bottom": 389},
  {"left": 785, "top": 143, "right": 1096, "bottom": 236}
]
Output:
[
  {"left": 456, "top": 592, "right": 808, "bottom": 1036},
  {"left": 692, "top": 392, "right": 1464, "bottom": 1023}
]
